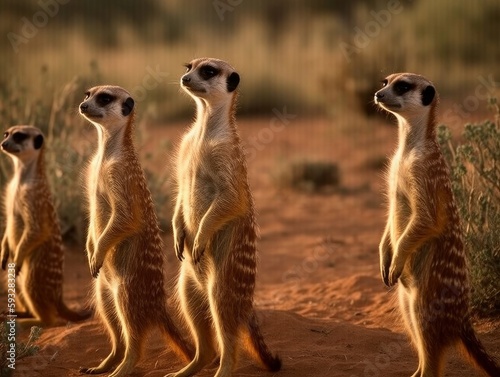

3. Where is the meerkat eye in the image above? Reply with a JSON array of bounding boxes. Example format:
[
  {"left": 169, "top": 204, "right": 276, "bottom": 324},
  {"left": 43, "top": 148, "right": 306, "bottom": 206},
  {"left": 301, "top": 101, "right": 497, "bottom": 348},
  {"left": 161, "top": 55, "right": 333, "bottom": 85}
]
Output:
[
  {"left": 12, "top": 132, "right": 28, "bottom": 143},
  {"left": 199, "top": 65, "right": 220, "bottom": 80},
  {"left": 3, "top": 132, "right": 8, "bottom": 139},
  {"left": 84, "top": 91, "right": 90, "bottom": 100},
  {"left": 381, "top": 79, "right": 388, "bottom": 87},
  {"left": 184, "top": 63, "right": 192, "bottom": 72},
  {"left": 96, "top": 93, "right": 115, "bottom": 107},
  {"left": 393, "top": 81, "right": 415, "bottom": 95}
]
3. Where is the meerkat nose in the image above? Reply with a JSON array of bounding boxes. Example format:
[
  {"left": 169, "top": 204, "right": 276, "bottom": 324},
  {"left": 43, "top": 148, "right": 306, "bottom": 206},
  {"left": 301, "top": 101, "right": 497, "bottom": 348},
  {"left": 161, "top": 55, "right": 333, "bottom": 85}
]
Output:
[
  {"left": 80, "top": 103, "right": 88, "bottom": 113},
  {"left": 182, "top": 76, "right": 191, "bottom": 84},
  {"left": 374, "top": 91, "right": 385, "bottom": 103}
]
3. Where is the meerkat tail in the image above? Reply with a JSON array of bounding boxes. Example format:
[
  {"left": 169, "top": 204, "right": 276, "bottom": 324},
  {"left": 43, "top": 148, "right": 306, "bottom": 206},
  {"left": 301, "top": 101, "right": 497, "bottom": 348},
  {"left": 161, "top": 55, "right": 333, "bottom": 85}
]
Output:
[
  {"left": 245, "top": 311, "right": 282, "bottom": 372},
  {"left": 460, "top": 321, "right": 500, "bottom": 376},
  {"left": 56, "top": 300, "right": 93, "bottom": 322},
  {"left": 160, "top": 311, "right": 194, "bottom": 362}
]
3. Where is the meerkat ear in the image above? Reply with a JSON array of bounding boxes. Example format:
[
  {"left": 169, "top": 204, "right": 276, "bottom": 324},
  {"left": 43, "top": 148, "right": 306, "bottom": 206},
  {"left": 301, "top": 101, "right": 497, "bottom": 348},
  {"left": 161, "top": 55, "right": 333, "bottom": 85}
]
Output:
[
  {"left": 34, "top": 134, "right": 44, "bottom": 150},
  {"left": 227, "top": 72, "right": 240, "bottom": 92},
  {"left": 421, "top": 85, "right": 435, "bottom": 106},
  {"left": 122, "top": 97, "right": 135, "bottom": 116}
]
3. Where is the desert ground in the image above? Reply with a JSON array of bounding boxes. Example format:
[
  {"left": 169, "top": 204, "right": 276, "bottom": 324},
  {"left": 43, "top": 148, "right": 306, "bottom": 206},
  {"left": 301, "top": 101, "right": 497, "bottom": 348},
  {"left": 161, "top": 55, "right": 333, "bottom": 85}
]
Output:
[{"left": 5, "top": 115, "right": 500, "bottom": 377}]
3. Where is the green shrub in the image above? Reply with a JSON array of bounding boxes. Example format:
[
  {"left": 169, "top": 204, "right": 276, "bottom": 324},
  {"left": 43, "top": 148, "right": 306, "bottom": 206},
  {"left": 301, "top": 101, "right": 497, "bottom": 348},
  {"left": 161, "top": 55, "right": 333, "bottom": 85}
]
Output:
[
  {"left": 0, "top": 323, "right": 42, "bottom": 376},
  {"left": 438, "top": 99, "right": 500, "bottom": 316}
]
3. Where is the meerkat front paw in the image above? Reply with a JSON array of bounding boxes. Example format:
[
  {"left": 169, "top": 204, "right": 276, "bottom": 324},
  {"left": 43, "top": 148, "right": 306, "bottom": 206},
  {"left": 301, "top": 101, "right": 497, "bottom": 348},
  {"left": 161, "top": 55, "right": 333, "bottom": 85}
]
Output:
[
  {"left": 379, "top": 236, "right": 393, "bottom": 287},
  {"left": 192, "top": 236, "right": 206, "bottom": 264},
  {"left": 380, "top": 251, "right": 392, "bottom": 287},
  {"left": 387, "top": 255, "right": 405, "bottom": 286},
  {"left": 12, "top": 256, "right": 23, "bottom": 276},
  {"left": 174, "top": 230, "right": 186, "bottom": 261},
  {"left": 89, "top": 255, "right": 103, "bottom": 278},
  {"left": 0, "top": 248, "right": 9, "bottom": 270}
]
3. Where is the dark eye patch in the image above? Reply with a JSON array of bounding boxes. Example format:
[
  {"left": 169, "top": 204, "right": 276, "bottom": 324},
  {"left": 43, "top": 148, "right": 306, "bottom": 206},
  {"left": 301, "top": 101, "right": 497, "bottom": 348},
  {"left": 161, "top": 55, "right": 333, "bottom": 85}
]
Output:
[
  {"left": 393, "top": 80, "right": 415, "bottom": 95},
  {"left": 12, "top": 132, "right": 29, "bottom": 143},
  {"left": 199, "top": 65, "right": 220, "bottom": 80},
  {"left": 95, "top": 92, "right": 116, "bottom": 107}
]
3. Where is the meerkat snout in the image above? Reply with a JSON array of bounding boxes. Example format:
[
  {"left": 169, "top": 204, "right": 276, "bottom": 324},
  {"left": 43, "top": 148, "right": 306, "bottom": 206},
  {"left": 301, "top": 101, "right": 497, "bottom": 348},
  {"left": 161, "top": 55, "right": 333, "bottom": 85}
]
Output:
[
  {"left": 180, "top": 58, "right": 240, "bottom": 100},
  {"left": 374, "top": 74, "right": 437, "bottom": 115},
  {"left": 1, "top": 128, "right": 44, "bottom": 156},
  {"left": 79, "top": 86, "right": 135, "bottom": 126}
]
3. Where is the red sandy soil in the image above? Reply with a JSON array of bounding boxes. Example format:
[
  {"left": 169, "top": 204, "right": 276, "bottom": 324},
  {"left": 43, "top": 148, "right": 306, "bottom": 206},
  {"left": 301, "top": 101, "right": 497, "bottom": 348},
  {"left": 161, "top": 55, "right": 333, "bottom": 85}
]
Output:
[{"left": 3, "top": 116, "right": 499, "bottom": 377}]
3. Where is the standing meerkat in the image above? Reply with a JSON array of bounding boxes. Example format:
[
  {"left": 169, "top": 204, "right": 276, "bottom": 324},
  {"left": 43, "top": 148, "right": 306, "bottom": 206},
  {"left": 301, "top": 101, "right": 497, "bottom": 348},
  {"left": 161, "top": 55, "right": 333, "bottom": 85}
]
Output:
[
  {"left": 167, "top": 58, "right": 281, "bottom": 377},
  {"left": 375, "top": 73, "right": 500, "bottom": 377},
  {"left": 78, "top": 86, "right": 193, "bottom": 377},
  {"left": 0, "top": 125, "right": 91, "bottom": 327}
]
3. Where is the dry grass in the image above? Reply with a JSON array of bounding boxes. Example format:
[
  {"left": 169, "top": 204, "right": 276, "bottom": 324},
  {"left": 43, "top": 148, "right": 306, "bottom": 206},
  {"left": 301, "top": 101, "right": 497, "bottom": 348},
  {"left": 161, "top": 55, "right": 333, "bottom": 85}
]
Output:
[{"left": 2, "top": 1, "right": 498, "bottom": 121}]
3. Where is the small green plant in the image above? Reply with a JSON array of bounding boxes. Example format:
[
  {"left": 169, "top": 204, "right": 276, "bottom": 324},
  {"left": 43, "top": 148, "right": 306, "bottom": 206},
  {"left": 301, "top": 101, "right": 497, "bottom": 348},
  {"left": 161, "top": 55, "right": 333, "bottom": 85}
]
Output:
[
  {"left": 0, "top": 323, "right": 42, "bottom": 376},
  {"left": 438, "top": 98, "right": 500, "bottom": 316}
]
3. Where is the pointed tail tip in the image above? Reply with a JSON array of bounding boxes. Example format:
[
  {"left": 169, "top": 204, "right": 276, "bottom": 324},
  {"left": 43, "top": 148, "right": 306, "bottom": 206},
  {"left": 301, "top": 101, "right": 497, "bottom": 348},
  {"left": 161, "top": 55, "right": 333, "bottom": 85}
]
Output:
[
  {"left": 461, "top": 323, "right": 500, "bottom": 376},
  {"left": 266, "top": 354, "right": 282, "bottom": 372}
]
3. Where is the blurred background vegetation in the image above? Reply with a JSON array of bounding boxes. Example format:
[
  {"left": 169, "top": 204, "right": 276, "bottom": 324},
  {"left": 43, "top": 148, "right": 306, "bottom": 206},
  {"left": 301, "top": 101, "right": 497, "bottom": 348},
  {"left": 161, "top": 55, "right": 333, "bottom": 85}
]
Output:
[
  {"left": 0, "top": 0, "right": 498, "bottom": 121},
  {"left": 0, "top": 0, "right": 498, "bottom": 313}
]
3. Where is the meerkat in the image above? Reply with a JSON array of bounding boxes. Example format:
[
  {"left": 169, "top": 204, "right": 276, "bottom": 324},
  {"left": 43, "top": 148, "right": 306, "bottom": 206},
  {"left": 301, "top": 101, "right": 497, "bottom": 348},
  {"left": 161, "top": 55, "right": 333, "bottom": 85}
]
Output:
[
  {"left": 166, "top": 58, "right": 281, "bottom": 377},
  {"left": 375, "top": 73, "right": 500, "bottom": 377},
  {"left": 0, "top": 125, "right": 91, "bottom": 327},
  {"left": 78, "top": 86, "right": 193, "bottom": 377}
]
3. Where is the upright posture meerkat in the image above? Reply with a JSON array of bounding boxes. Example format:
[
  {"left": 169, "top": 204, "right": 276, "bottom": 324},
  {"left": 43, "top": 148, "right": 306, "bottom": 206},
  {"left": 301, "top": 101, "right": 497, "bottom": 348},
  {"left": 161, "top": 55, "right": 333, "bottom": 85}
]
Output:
[
  {"left": 0, "top": 125, "right": 91, "bottom": 327},
  {"left": 167, "top": 58, "right": 281, "bottom": 377},
  {"left": 375, "top": 73, "right": 500, "bottom": 377},
  {"left": 78, "top": 86, "right": 192, "bottom": 377}
]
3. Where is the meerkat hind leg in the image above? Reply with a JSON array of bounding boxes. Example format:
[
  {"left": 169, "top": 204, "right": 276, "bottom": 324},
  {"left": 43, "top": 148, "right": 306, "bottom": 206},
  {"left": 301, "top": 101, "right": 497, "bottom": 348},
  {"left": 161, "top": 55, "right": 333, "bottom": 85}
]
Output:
[
  {"left": 399, "top": 288, "right": 422, "bottom": 376},
  {"left": 17, "top": 296, "right": 58, "bottom": 329},
  {"left": 81, "top": 283, "right": 125, "bottom": 374},
  {"left": 165, "top": 275, "right": 216, "bottom": 377},
  {"left": 107, "top": 331, "right": 142, "bottom": 377},
  {"left": 210, "top": 284, "right": 240, "bottom": 377},
  {"left": 411, "top": 297, "right": 446, "bottom": 377},
  {"left": 107, "top": 288, "right": 149, "bottom": 377}
]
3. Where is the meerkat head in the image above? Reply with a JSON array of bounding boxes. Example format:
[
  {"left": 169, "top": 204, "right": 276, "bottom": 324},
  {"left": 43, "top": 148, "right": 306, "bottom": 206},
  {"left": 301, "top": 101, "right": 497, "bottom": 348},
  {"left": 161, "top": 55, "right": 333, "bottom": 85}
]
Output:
[
  {"left": 79, "top": 85, "right": 135, "bottom": 131},
  {"left": 374, "top": 73, "right": 437, "bottom": 121},
  {"left": 1, "top": 125, "right": 44, "bottom": 164},
  {"left": 181, "top": 58, "right": 240, "bottom": 106}
]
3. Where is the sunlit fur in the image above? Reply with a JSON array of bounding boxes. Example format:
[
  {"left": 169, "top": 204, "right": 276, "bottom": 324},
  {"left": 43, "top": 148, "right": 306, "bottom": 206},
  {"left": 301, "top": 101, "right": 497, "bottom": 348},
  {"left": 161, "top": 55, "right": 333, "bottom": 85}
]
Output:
[
  {"left": 167, "top": 58, "right": 281, "bottom": 377},
  {"left": 79, "top": 86, "right": 192, "bottom": 377},
  {"left": 376, "top": 73, "right": 500, "bottom": 377},
  {"left": 0, "top": 125, "right": 91, "bottom": 328}
]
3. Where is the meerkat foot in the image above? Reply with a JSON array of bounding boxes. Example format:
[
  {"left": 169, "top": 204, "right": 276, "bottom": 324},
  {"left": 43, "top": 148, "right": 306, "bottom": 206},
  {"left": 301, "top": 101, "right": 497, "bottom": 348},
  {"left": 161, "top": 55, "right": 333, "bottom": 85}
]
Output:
[
  {"left": 165, "top": 352, "right": 215, "bottom": 377},
  {"left": 80, "top": 350, "right": 122, "bottom": 375},
  {"left": 80, "top": 366, "right": 111, "bottom": 375},
  {"left": 107, "top": 363, "right": 134, "bottom": 377},
  {"left": 80, "top": 362, "right": 115, "bottom": 375}
]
